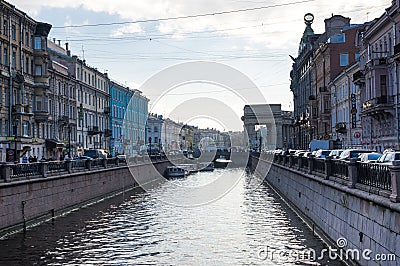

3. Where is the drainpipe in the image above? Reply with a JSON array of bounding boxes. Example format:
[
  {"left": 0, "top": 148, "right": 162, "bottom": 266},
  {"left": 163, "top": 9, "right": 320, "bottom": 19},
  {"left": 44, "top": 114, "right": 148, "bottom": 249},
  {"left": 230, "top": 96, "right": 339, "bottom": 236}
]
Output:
[
  {"left": 386, "top": 9, "right": 399, "bottom": 149},
  {"left": 344, "top": 68, "right": 352, "bottom": 148},
  {"left": 20, "top": 15, "right": 25, "bottom": 106},
  {"left": 8, "top": 8, "right": 13, "bottom": 138}
]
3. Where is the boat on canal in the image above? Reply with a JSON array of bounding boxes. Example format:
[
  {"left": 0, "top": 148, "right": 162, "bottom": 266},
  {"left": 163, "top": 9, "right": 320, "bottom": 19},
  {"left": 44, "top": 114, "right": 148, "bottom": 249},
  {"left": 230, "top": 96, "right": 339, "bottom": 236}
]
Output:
[
  {"left": 214, "top": 156, "right": 232, "bottom": 168},
  {"left": 164, "top": 166, "right": 186, "bottom": 178}
]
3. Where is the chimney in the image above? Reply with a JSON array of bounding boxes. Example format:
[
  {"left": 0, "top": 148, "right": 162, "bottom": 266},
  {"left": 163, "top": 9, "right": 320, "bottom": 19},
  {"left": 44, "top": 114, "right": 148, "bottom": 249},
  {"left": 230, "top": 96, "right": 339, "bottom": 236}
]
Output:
[
  {"left": 57, "top": 40, "right": 61, "bottom": 45},
  {"left": 53, "top": 38, "right": 56, "bottom": 43},
  {"left": 65, "top": 42, "right": 71, "bottom": 56}
]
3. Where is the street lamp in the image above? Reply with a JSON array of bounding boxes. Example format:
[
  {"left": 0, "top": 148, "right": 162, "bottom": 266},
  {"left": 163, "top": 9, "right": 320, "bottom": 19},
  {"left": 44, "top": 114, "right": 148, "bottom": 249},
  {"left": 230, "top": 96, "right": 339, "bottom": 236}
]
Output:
[
  {"left": 148, "top": 137, "right": 152, "bottom": 155},
  {"left": 13, "top": 118, "right": 19, "bottom": 163},
  {"left": 68, "top": 124, "right": 72, "bottom": 158}
]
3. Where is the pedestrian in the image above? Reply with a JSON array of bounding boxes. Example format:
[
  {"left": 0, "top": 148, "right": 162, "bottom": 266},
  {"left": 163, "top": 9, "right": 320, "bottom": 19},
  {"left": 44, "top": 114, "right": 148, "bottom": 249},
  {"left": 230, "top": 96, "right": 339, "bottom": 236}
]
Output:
[
  {"left": 33, "top": 156, "right": 38, "bottom": 162},
  {"left": 29, "top": 155, "right": 34, "bottom": 163},
  {"left": 22, "top": 155, "right": 28, "bottom": 163}
]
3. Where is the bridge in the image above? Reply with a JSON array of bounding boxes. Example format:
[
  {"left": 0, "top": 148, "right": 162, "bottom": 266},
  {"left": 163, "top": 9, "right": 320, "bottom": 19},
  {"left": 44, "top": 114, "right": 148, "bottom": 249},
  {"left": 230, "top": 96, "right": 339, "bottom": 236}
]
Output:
[{"left": 242, "top": 104, "right": 293, "bottom": 150}]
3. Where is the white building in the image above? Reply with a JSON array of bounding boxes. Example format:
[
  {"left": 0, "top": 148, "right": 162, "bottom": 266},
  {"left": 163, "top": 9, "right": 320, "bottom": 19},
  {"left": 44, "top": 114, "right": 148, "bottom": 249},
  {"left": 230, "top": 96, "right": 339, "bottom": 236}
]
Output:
[{"left": 329, "top": 63, "right": 362, "bottom": 148}]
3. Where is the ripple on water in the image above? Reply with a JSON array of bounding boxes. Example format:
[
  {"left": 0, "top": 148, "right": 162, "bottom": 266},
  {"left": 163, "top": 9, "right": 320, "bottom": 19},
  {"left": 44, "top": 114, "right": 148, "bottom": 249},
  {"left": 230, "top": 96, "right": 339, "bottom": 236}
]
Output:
[{"left": 0, "top": 169, "right": 344, "bottom": 266}]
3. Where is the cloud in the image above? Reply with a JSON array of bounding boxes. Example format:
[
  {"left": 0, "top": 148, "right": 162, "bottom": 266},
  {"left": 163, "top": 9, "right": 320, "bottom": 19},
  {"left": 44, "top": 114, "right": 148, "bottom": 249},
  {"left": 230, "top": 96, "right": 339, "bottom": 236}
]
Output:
[
  {"left": 111, "top": 24, "right": 142, "bottom": 37},
  {"left": 9, "top": 0, "right": 391, "bottom": 50}
]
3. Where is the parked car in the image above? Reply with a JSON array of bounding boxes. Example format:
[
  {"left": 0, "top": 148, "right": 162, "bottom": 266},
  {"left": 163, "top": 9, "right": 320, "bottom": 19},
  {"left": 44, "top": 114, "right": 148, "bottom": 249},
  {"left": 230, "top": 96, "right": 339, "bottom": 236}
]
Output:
[
  {"left": 358, "top": 152, "right": 381, "bottom": 163},
  {"left": 315, "top": 150, "right": 332, "bottom": 159},
  {"left": 339, "top": 149, "right": 376, "bottom": 161},
  {"left": 116, "top": 154, "right": 127, "bottom": 162},
  {"left": 328, "top": 150, "right": 343, "bottom": 159},
  {"left": 303, "top": 151, "right": 313, "bottom": 157},
  {"left": 294, "top": 150, "right": 308, "bottom": 157},
  {"left": 73, "top": 155, "right": 93, "bottom": 161},
  {"left": 375, "top": 151, "right": 400, "bottom": 165},
  {"left": 84, "top": 149, "right": 107, "bottom": 159}
]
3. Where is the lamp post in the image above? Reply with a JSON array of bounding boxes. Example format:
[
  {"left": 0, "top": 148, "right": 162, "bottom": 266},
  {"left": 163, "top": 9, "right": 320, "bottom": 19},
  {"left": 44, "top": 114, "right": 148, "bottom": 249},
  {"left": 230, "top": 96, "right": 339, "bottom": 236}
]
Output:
[
  {"left": 149, "top": 137, "right": 152, "bottom": 155},
  {"left": 68, "top": 124, "right": 72, "bottom": 158},
  {"left": 13, "top": 118, "right": 19, "bottom": 164}
]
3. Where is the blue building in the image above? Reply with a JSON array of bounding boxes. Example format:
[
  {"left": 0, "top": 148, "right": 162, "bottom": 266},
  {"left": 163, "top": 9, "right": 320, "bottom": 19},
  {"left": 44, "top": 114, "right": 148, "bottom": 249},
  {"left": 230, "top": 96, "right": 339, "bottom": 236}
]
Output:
[{"left": 109, "top": 81, "right": 148, "bottom": 156}]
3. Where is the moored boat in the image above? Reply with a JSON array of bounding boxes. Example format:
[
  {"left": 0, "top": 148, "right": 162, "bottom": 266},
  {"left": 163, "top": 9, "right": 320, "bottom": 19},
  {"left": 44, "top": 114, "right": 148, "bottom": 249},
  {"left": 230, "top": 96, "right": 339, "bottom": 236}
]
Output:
[
  {"left": 214, "top": 156, "right": 232, "bottom": 168},
  {"left": 164, "top": 166, "right": 186, "bottom": 178}
]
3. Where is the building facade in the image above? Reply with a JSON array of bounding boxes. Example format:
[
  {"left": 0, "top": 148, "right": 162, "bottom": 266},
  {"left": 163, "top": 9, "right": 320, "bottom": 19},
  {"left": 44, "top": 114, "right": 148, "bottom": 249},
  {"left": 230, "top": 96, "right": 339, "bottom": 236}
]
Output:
[
  {"left": 110, "top": 81, "right": 149, "bottom": 156},
  {"left": 0, "top": 2, "right": 52, "bottom": 162},
  {"left": 75, "top": 59, "right": 110, "bottom": 152},
  {"left": 329, "top": 63, "right": 363, "bottom": 148},
  {"left": 145, "top": 114, "right": 163, "bottom": 152},
  {"left": 357, "top": 1, "right": 400, "bottom": 151},
  {"left": 290, "top": 13, "right": 321, "bottom": 149},
  {"left": 310, "top": 20, "right": 362, "bottom": 141}
]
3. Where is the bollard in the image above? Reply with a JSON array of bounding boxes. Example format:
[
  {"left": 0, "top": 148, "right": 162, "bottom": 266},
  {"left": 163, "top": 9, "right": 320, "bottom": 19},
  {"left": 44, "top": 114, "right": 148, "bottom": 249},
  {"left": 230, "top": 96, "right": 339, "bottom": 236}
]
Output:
[
  {"left": 297, "top": 156, "right": 302, "bottom": 170},
  {"left": 347, "top": 158, "right": 358, "bottom": 188},
  {"left": 85, "top": 159, "right": 92, "bottom": 171},
  {"left": 288, "top": 155, "right": 294, "bottom": 167},
  {"left": 308, "top": 155, "right": 314, "bottom": 174},
  {"left": 39, "top": 162, "right": 48, "bottom": 178},
  {"left": 389, "top": 160, "right": 400, "bottom": 203},
  {"left": 1, "top": 164, "right": 11, "bottom": 182},
  {"left": 66, "top": 160, "right": 72, "bottom": 174},
  {"left": 324, "top": 156, "right": 332, "bottom": 179}
]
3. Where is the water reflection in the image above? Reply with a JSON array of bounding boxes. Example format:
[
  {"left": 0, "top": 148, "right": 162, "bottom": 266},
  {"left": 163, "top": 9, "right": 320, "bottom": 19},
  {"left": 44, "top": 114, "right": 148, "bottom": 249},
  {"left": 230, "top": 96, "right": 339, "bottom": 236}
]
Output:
[{"left": 0, "top": 169, "right": 343, "bottom": 265}]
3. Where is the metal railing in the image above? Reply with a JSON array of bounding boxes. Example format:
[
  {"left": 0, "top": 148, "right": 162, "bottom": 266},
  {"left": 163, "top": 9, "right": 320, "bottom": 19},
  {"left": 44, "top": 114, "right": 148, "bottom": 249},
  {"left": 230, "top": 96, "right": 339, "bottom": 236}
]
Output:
[
  {"left": 1, "top": 154, "right": 175, "bottom": 183},
  {"left": 254, "top": 153, "right": 400, "bottom": 201},
  {"left": 331, "top": 160, "right": 349, "bottom": 179},
  {"left": 10, "top": 163, "right": 41, "bottom": 179},
  {"left": 357, "top": 163, "right": 391, "bottom": 190},
  {"left": 313, "top": 158, "right": 325, "bottom": 174}
]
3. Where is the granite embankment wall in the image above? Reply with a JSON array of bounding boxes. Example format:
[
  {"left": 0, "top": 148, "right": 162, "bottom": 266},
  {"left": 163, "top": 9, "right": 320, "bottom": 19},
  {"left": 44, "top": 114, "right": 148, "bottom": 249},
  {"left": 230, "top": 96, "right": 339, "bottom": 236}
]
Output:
[
  {"left": 252, "top": 155, "right": 400, "bottom": 266},
  {"left": 0, "top": 160, "right": 170, "bottom": 236}
]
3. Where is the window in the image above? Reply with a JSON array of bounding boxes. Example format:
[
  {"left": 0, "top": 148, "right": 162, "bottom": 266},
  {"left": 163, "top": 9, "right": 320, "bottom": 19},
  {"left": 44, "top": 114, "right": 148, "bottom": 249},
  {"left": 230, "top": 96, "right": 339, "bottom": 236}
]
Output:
[
  {"left": 35, "top": 65, "right": 42, "bottom": 76},
  {"left": 25, "top": 32, "right": 29, "bottom": 47},
  {"left": 340, "top": 53, "right": 349, "bottom": 67},
  {"left": 26, "top": 57, "right": 29, "bottom": 74},
  {"left": 3, "top": 20, "right": 7, "bottom": 36},
  {"left": 11, "top": 25, "right": 16, "bottom": 40},
  {"left": 23, "top": 121, "right": 30, "bottom": 137},
  {"left": 12, "top": 51, "right": 16, "bottom": 68},
  {"left": 34, "top": 37, "right": 41, "bottom": 50},
  {"left": 3, "top": 48, "right": 7, "bottom": 65}
]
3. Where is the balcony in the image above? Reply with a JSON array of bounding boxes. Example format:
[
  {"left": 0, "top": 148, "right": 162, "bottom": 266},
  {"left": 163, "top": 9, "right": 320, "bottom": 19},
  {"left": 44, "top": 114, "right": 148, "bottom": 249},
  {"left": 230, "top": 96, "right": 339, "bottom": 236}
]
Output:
[
  {"left": 104, "top": 129, "right": 112, "bottom": 137},
  {"left": 393, "top": 43, "right": 400, "bottom": 61},
  {"left": 367, "top": 57, "right": 388, "bottom": 68},
  {"left": 335, "top": 122, "right": 347, "bottom": 134},
  {"left": 12, "top": 105, "right": 33, "bottom": 116},
  {"left": 88, "top": 126, "right": 100, "bottom": 136},
  {"left": 34, "top": 110, "right": 49, "bottom": 122},
  {"left": 104, "top": 106, "right": 110, "bottom": 114},
  {"left": 353, "top": 70, "right": 365, "bottom": 85},
  {"left": 58, "top": 115, "right": 69, "bottom": 125},
  {"left": 362, "top": 96, "right": 394, "bottom": 118}
]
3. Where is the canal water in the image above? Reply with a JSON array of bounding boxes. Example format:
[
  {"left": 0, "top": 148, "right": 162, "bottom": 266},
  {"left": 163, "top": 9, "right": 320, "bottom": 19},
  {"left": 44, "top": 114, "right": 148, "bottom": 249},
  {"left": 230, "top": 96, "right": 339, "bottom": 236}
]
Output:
[{"left": 0, "top": 169, "right": 344, "bottom": 265}]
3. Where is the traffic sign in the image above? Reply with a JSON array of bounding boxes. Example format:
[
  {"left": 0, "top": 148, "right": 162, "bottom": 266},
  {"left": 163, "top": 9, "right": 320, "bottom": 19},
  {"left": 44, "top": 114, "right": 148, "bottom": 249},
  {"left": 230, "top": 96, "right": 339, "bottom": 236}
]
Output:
[{"left": 354, "top": 132, "right": 361, "bottom": 139}]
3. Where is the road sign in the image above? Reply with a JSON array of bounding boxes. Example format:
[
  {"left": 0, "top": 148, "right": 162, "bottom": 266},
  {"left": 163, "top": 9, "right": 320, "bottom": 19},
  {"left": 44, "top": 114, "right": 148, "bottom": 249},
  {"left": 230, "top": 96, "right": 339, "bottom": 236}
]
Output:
[{"left": 354, "top": 132, "right": 361, "bottom": 139}]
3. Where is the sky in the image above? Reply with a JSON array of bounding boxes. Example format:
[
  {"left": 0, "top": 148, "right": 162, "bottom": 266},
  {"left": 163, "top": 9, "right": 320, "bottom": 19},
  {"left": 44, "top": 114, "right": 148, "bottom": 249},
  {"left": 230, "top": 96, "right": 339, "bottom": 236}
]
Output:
[{"left": 9, "top": 0, "right": 391, "bottom": 131}]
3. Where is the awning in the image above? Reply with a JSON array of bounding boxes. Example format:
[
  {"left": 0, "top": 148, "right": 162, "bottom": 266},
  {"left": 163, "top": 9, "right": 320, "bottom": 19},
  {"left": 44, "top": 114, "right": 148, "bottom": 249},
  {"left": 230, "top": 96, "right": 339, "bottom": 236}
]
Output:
[{"left": 45, "top": 139, "right": 65, "bottom": 149}]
